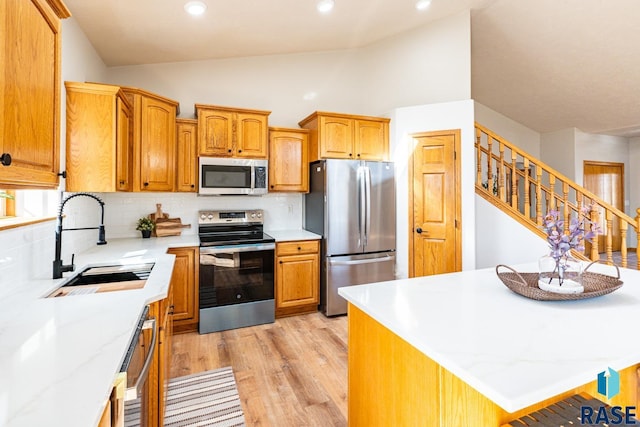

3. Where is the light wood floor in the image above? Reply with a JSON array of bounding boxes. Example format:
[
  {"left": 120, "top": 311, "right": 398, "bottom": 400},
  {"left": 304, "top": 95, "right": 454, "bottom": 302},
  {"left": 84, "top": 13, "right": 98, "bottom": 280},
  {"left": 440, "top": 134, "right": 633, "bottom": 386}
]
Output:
[{"left": 170, "top": 312, "right": 348, "bottom": 426}]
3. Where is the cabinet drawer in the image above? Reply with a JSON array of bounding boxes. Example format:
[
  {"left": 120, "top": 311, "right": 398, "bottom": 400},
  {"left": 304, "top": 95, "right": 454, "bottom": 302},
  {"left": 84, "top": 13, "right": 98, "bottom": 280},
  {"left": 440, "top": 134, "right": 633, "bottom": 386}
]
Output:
[{"left": 276, "top": 240, "right": 319, "bottom": 256}]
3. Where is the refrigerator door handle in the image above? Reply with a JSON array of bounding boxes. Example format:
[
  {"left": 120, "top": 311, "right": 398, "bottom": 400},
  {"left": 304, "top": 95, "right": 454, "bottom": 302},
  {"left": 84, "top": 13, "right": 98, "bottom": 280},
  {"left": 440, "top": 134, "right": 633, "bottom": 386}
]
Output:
[
  {"left": 328, "top": 255, "right": 394, "bottom": 266},
  {"left": 357, "top": 165, "right": 366, "bottom": 249},
  {"left": 364, "top": 165, "right": 372, "bottom": 247}
]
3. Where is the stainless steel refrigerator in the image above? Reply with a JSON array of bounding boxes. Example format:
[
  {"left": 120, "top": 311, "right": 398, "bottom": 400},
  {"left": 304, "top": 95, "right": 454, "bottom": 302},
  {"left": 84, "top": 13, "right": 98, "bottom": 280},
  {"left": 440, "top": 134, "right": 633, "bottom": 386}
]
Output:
[{"left": 305, "top": 159, "right": 396, "bottom": 316}]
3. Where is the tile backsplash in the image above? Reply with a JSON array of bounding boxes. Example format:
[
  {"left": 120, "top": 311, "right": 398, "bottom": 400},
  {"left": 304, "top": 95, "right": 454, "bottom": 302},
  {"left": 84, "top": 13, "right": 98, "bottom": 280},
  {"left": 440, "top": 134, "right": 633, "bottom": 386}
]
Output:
[{"left": 0, "top": 192, "right": 304, "bottom": 297}]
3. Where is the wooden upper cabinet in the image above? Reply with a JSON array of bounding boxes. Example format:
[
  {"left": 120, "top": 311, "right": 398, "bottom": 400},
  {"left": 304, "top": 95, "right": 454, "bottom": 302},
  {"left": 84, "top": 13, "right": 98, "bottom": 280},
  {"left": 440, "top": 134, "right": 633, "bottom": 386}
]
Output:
[
  {"left": 0, "top": 0, "right": 70, "bottom": 189},
  {"left": 124, "top": 87, "right": 179, "bottom": 192},
  {"left": 197, "top": 108, "right": 234, "bottom": 156},
  {"left": 65, "top": 82, "right": 133, "bottom": 192},
  {"left": 299, "top": 111, "right": 390, "bottom": 162},
  {"left": 318, "top": 116, "right": 353, "bottom": 159},
  {"left": 268, "top": 127, "right": 309, "bottom": 192},
  {"left": 196, "top": 104, "right": 270, "bottom": 158},
  {"left": 176, "top": 119, "right": 198, "bottom": 192},
  {"left": 354, "top": 119, "right": 388, "bottom": 160}
]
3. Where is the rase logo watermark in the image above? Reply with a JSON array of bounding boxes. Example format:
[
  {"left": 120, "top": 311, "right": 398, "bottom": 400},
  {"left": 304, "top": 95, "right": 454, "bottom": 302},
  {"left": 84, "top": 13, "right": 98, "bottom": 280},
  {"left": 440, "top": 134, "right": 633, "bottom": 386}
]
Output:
[{"left": 580, "top": 367, "right": 637, "bottom": 425}]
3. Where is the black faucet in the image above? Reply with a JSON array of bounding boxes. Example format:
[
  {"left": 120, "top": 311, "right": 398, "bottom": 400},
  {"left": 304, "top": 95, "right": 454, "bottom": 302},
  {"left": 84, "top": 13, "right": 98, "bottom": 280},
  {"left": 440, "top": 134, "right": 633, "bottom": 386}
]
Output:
[{"left": 53, "top": 192, "right": 107, "bottom": 279}]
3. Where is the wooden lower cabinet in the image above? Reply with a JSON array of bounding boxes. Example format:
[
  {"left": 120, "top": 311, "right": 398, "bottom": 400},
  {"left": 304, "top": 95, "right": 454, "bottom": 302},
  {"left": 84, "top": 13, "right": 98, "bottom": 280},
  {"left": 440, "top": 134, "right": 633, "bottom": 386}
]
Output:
[
  {"left": 167, "top": 247, "right": 199, "bottom": 333},
  {"left": 147, "top": 279, "right": 173, "bottom": 427},
  {"left": 275, "top": 240, "right": 320, "bottom": 317}
]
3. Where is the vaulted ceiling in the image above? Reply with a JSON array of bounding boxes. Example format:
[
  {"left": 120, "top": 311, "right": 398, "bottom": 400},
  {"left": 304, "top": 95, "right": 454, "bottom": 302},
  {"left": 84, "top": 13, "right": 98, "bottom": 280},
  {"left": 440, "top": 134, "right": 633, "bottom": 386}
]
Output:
[{"left": 64, "top": 0, "right": 640, "bottom": 137}]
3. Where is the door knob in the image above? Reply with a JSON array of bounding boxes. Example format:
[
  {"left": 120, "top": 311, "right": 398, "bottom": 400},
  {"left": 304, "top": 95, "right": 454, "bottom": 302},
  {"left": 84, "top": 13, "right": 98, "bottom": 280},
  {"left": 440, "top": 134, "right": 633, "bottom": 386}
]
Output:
[{"left": 416, "top": 227, "right": 423, "bottom": 234}]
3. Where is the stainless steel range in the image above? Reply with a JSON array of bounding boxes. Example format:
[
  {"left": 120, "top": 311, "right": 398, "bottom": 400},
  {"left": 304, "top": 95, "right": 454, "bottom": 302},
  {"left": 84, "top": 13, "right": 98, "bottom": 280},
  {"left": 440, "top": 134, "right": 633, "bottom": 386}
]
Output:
[{"left": 198, "top": 209, "right": 275, "bottom": 334}]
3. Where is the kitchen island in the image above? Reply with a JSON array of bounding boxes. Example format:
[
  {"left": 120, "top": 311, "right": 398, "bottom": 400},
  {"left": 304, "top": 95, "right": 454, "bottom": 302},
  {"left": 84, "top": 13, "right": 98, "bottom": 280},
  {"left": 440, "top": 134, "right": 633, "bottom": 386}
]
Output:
[
  {"left": 339, "top": 263, "right": 640, "bottom": 426},
  {"left": 0, "top": 235, "right": 198, "bottom": 427}
]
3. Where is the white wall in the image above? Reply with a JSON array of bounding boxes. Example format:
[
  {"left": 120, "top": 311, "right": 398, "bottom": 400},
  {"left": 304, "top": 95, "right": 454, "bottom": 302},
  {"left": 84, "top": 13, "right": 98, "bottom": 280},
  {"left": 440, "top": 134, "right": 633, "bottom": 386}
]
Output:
[
  {"left": 360, "top": 11, "right": 471, "bottom": 115},
  {"left": 389, "top": 100, "right": 476, "bottom": 279},
  {"left": 540, "top": 128, "right": 577, "bottom": 179},
  {"left": 474, "top": 102, "right": 541, "bottom": 157},
  {"left": 475, "top": 195, "right": 548, "bottom": 268}
]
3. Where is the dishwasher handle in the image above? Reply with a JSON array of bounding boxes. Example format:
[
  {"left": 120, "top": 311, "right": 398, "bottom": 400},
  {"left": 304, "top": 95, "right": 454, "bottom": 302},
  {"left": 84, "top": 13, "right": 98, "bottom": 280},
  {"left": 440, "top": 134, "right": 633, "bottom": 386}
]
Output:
[{"left": 124, "top": 317, "right": 157, "bottom": 402}]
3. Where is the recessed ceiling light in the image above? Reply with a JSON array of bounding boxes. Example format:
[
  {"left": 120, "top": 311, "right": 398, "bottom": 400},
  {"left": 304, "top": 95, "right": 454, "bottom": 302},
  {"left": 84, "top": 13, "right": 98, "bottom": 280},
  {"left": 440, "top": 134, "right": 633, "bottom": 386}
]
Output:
[
  {"left": 184, "top": 1, "right": 207, "bottom": 16},
  {"left": 317, "top": 0, "right": 335, "bottom": 14},
  {"left": 415, "top": 0, "right": 432, "bottom": 11}
]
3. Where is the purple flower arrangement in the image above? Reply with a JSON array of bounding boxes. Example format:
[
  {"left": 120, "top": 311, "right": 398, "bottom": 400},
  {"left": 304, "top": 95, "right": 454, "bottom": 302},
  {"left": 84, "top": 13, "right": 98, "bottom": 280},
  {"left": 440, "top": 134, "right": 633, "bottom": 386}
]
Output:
[{"left": 541, "top": 207, "right": 600, "bottom": 285}]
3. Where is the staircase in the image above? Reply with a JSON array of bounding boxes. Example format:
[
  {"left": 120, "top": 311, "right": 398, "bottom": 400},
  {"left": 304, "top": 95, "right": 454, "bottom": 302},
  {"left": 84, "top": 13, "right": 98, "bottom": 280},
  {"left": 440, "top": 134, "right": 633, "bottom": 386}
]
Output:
[{"left": 475, "top": 123, "right": 640, "bottom": 269}]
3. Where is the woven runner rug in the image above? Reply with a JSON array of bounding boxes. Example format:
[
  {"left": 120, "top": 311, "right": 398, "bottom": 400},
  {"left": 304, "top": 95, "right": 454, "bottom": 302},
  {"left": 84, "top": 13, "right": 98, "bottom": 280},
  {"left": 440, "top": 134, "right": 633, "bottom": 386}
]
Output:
[{"left": 125, "top": 367, "right": 246, "bottom": 427}]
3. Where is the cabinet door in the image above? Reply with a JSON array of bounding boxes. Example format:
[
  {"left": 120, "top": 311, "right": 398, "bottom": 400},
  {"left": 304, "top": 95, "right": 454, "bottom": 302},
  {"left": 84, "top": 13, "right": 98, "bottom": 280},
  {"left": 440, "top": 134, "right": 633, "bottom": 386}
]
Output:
[
  {"left": 235, "top": 112, "right": 268, "bottom": 158},
  {"left": 0, "top": 0, "right": 63, "bottom": 188},
  {"left": 158, "top": 296, "right": 173, "bottom": 425},
  {"left": 276, "top": 253, "right": 319, "bottom": 313},
  {"left": 269, "top": 129, "right": 308, "bottom": 192},
  {"left": 319, "top": 116, "right": 354, "bottom": 159},
  {"left": 167, "top": 247, "right": 198, "bottom": 329},
  {"left": 198, "top": 109, "right": 233, "bottom": 156},
  {"left": 176, "top": 120, "right": 198, "bottom": 192},
  {"left": 139, "top": 96, "right": 175, "bottom": 191},
  {"left": 116, "top": 96, "right": 132, "bottom": 191},
  {"left": 354, "top": 119, "right": 388, "bottom": 161}
]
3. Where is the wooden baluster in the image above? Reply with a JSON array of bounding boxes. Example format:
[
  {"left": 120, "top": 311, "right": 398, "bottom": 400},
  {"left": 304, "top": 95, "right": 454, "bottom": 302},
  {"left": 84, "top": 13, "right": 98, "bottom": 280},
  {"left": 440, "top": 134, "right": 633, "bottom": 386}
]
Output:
[
  {"left": 523, "top": 159, "right": 531, "bottom": 219},
  {"left": 476, "top": 130, "right": 482, "bottom": 187},
  {"left": 636, "top": 208, "right": 640, "bottom": 270},
  {"left": 536, "top": 166, "right": 543, "bottom": 225},
  {"left": 606, "top": 210, "right": 613, "bottom": 265},
  {"left": 590, "top": 208, "right": 600, "bottom": 261},
  {"left": 620, "top": 220, "right": 628, "bottom": 268},
  {"left": 511, "top": 151, "right": 518, "bottom": 209},
  {"left": 548, "top": 174, "right": 556, "bottom": 211},
  {"left": 487, "top": 138, "right": 493, "bottom": 195},
  {"left": 562, "top": 182, "right": 569, "bottom": 230},
  {"left": 498, "top": 143, "right": 505, "bottom": 201}
]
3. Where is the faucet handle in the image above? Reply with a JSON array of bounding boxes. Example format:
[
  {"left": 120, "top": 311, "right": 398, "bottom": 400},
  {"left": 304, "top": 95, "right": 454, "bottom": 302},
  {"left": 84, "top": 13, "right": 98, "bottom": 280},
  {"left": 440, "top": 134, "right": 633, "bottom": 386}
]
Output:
[{"left": 70, "top": 253, "right": 75, "bottom": 272}]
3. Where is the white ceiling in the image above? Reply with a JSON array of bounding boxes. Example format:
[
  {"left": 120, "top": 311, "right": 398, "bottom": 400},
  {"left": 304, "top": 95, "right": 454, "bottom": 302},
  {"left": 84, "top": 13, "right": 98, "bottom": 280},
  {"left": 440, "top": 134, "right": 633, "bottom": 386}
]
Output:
[{"left": 64, "top": 0, "right": 640, "bottom": 138}]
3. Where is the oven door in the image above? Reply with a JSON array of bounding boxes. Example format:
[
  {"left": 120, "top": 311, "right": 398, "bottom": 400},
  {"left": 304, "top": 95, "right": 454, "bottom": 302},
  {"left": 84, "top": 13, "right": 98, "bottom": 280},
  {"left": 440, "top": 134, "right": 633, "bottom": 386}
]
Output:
[{"left": 199, "top": 243, "right": 275, "bottom": 308}]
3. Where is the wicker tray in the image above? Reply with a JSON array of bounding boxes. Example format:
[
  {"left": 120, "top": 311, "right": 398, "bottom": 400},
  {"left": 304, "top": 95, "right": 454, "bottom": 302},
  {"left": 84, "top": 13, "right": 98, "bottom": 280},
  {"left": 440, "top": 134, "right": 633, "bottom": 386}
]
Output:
[{"left": 496, "top": 262, "right": 623, "bottom": 301}]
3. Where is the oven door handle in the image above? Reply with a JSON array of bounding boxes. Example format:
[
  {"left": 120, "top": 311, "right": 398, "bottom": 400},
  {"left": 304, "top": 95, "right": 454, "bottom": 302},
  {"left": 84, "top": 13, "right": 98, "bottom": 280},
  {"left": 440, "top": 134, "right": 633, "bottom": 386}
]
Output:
[
  {"left": 124, "top": 317, "right": 157, "bottom": 402},
  {"left": 200, "top": 242, "right": 276, "bottom": 255}
]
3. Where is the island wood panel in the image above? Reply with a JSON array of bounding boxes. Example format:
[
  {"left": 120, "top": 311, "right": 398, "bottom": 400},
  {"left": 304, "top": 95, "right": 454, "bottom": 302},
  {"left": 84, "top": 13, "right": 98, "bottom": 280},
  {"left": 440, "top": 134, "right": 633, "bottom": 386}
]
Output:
[{"left": 348, "top": 303, "right": 639, "bottom": 427}]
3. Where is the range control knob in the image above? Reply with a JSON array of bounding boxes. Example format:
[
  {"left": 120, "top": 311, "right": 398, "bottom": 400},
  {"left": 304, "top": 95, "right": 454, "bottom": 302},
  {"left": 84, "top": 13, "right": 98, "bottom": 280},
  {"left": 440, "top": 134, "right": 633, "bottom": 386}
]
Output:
[
  {"left": 200, "top": 214, "right": 206, "bottom": 220},
  {"left": 251, "top": 213, "right": 256, "bottom": 218},
  {"left": 207, "top": 214, "right": 214, "bottom": 220},
  {"left": 257, "top": 212, "right": 262, "bottom": 218}
]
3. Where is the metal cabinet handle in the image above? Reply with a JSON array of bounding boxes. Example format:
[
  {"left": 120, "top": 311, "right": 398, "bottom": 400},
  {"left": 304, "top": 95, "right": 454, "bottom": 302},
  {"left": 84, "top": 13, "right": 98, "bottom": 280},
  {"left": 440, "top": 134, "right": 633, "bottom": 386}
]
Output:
[{"left": 0, "top": 153, "right": 11, "bottom": 166}]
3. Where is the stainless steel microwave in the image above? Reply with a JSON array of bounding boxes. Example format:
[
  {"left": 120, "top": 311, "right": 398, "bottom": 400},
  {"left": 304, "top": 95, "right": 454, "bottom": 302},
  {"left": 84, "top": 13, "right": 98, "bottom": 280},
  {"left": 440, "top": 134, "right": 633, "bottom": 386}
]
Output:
[{"left": 199, "top": 157, "right": 268, "bottom": 196}]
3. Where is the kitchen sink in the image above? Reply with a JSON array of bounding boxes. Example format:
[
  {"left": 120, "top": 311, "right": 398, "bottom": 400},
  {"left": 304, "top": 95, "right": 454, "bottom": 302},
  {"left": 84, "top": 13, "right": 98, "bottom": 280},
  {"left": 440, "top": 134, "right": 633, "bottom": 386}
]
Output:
[{"left": 47, "top": 263, "right": 154, "bottom": 297}]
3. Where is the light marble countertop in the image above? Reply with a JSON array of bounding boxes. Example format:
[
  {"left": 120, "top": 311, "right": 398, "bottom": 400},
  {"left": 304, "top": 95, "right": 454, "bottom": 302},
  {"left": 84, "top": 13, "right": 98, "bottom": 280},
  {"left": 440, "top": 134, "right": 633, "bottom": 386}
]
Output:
[
  {"left": 339, "top": 262, "right": 640, "bottom": 413},
  {"left": 265, "top": 229, "right": 321, "bottom": 242},
  {"left": 0, "top": 235, "right": 199, "bottom": 427}
]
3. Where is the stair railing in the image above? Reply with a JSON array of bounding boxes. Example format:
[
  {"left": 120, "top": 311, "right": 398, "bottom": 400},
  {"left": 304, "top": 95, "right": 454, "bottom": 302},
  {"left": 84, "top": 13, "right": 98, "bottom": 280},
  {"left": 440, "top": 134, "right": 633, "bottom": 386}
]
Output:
[{"left": 475, "top": 122, "right": 640, "bottom": 269}]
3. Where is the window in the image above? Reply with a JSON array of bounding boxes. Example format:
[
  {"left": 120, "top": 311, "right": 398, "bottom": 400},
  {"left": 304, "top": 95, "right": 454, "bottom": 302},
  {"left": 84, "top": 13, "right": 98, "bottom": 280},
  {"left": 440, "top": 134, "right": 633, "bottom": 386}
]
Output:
[{"left": 0, "top": 189, "right": 58, "bottom": 229}]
